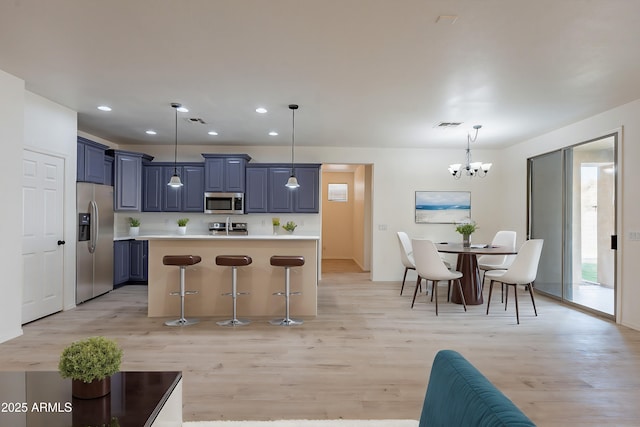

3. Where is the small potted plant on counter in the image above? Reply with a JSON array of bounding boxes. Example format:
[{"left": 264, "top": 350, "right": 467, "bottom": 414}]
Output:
[
  {"left": 58, "top": 336, "right": 123, "bottom": 399},
  {"left": 272, "top": 217, "right": 280, "bottom": 235},
  {"left": 455, "top": 220, "right": 477, "bottom": 248},
  {"left": 177, "top": 218, "right": 189, "bottom": 235},
  {"left": 128, "top": 217, "right": 140, "bottom": 236},
  {"left": 282, "top": 220, "right": 297, "bottom": 234}
]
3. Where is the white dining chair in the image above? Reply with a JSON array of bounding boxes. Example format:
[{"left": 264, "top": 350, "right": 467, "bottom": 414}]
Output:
[
  {"left": 411, "top": 239, "right": 467, "bottom": 315},
  {"left": 478, "top": 230, "right": 517, "bottom": 301},
  {"left": 397, "top": 232, "right": 417, "bottom": 295},
  {"left": 485, "top": 239, "right": 544, "bottom": 324}
]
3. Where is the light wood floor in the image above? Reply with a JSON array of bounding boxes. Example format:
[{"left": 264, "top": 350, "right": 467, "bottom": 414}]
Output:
[{"left": 2, "top": 273, "right": 640, "bottom": 426}]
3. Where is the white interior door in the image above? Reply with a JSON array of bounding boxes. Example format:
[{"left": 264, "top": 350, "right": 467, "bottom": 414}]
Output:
[{"left": 22, "top": 150, "right": 65, "bottom": 324}]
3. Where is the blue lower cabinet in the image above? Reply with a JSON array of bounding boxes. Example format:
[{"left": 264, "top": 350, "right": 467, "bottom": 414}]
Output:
[
  {"left": 129, "top": 240, "right": 148, "bottom": 282},
  {"left": 113, "top": 240, "right": 131, "bottom": 286},
  {"left": 114, "top": 240, "right": 148, "bottom": 285}
]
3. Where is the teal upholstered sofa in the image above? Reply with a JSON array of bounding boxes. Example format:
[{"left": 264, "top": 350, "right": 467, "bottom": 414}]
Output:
[{"left": 419, "top": 350, "right": 535, "bottom": 427}]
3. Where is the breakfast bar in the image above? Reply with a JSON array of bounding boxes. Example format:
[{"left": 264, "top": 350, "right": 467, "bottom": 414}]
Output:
[{"left": 145, "top": 235, "right": 319, "bottom": 319}]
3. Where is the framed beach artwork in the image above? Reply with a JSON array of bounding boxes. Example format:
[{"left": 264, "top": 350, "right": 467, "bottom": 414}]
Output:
[{"left": 415, "top": 191, "right": 471, "bottom": 223}]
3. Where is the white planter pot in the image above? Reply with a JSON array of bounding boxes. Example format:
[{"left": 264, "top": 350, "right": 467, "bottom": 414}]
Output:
[
  {"left": 129, "top": 226, "right": 140, "bottom": 236},
  {"left": 178, "top": 226, "right": 187, "bottom": 235}
]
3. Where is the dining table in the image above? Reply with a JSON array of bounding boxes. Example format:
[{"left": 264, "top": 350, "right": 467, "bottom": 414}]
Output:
[{"left": 435, "top": 243, "right": 517, "bottom": 305}]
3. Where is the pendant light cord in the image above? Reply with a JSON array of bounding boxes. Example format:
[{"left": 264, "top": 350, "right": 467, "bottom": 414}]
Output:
[
  {"left": 291, "top": 107, "right": 296, "bottom": 173},
  {"left": 174, "top": 107, "right": 179, "bottom": 175}
]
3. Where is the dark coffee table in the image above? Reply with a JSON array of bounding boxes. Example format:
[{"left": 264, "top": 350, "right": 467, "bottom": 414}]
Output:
[{"left": 0, "top": 371, "right": 182, "bottom": 427}]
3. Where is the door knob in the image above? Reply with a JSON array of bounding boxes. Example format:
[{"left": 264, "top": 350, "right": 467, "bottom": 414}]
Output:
[{"left": 57, "top": 240, "right": 66, "bottom": 245}]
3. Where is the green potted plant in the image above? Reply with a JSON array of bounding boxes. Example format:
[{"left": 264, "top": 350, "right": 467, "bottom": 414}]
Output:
[
  {"left": 177, "top": 218, "right": 189, "bottom": 235},
  {"left": 59, "top": 336, "right": 123, "bottom": 399},
  {"left": 282, "top": 220, "right": 297, "bottom": 234},
  {"left": 455, "top": 220, "right": 477, "bottom": 247},
  {"left": 128, "top": 217, "right": 140, "bottom": 236},
  {"left": 272, "top": 217, "right": 280, "bottom": 235}
]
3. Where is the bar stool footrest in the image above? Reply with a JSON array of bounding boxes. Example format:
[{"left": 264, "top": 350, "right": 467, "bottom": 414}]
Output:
[{"left": 169, "top": 290, "right": 198, "bottom": 296}]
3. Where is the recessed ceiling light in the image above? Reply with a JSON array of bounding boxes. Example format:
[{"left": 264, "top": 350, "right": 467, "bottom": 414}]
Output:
[
  {"left": 145, "top": 130, "right": 157, "bottom": 135},
  {"left": 176, "top": 106, "right": 189, "bottom": 113},
  {"left": 208, "top": 131, "right": 218, "bottom": 136},
  {"left": 268, "top": 131, "right": 278, "bottom": 136},
  {"left": 256, "top": 107, "right": 268, "bottom": 114},
  {"left": 97, "top": 105, "right": 112, "bottom": 112}
]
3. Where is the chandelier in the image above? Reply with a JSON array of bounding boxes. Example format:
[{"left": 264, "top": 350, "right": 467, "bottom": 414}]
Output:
[{"left": 448, "top": 125, "right": 492, "bottom": 179}]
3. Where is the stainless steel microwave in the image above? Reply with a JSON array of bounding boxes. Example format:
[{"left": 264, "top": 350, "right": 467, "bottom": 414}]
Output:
[{"left": 204, "top": 192, "right": 244, "bottom": 214}]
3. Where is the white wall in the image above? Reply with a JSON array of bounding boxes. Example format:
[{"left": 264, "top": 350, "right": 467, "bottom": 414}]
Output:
[
  {"left": 502, "top": 99, "right": 640, "bottom": 329},
  {"left": 0, "top": 70, "right": 25, "bottom": 342},
  {"left": 23, "top": 91, "right": 78, "bottom": 311}
]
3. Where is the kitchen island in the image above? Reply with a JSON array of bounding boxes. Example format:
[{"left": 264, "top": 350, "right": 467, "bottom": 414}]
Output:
[{"left": 144, "top": 234, "right": 319, "bottom": 319}]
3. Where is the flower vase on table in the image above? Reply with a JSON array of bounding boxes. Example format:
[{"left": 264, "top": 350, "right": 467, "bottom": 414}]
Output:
[{"left": 455, "top": 220, "right": 477, "bottom": 248}]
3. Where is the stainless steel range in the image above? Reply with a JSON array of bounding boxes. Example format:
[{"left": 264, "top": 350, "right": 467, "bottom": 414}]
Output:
[{"left": 209, "top": 221, "right": 248, "bottom": 235}]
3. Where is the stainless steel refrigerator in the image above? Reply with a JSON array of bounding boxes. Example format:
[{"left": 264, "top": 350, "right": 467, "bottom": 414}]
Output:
[{"left": 76, "top": 183, "right": 114, "bottom": 304}]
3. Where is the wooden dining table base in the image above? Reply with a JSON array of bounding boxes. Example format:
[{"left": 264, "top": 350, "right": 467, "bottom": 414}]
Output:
[{"left": 450, "top": 254, "right": 484, "bottom": 305}]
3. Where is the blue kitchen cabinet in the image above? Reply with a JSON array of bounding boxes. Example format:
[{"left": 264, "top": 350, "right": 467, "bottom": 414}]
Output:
[
  {"left": 142, "top": 163, "right": 203, "bottom": 212},
  {"left": 245, "top": 166, "right": 269, "bottom": 213},
  {"left": 268, "top": 167, "right": 294, "bottom": 212},
  {"left": 293, "top": 166, "right": 320, "bottom": 213},
  {"left": 129, "top": 240, "right": 148, "bottom": 282},
  {"left": 245, "top": 163, "right": 320, "bottom": 213},
  {"left": 142, "top": 165, "right": 163, "bottom": 212},
  {"left": 182, "top": 164, "right": 205, "bottom": 212},
  {"left": 77, "top": 137, "right": 108, "bottom": 184},
  {"left": 162, "top": 166, "right": 182, "bottom": 211},
  {"left": 103, "top": 155, "right": 114, "bottom": 186},
  {"left": 113, "top": 240, "right": 131, "bottom": 286},
  {"left": 110, "top": 150, "right": 154, "bottom": 212},
  {"left": 202, "top": 154, "right": 251, "bottom": 192}
]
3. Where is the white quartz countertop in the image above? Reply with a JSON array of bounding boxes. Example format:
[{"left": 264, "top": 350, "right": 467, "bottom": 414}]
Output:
[{"left": 114, "top": 234, "right": 319, "bottom": 241}]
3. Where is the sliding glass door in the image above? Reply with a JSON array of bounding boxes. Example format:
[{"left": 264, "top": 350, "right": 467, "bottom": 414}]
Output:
[{"left": 528, "top": 134, "right": 617, "bottom": 317}]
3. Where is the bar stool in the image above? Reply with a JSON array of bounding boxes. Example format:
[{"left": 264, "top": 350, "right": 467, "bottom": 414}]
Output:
[
  {"left": 216, "top": 255, "right": 253, "bottom": 326},
  {"left": 163, "top": 255, "right": 202, "bottom": 326},
  {"left": 270, "top": 255, "right": 305, "bottom": 326}
]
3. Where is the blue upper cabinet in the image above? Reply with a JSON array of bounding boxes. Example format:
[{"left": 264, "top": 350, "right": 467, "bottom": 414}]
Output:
[
  {"left": 162, "top": 166, "right": 182, "bottom": 211},
  {"left": 182, "top": 165, "right": 205, "bottom": 212},
  {"left": 293, "top": 166, "right": 320, "bottom": 213},
  {"left": 103, "top": 155, "right": 114, "bottom": 186},
  {"left": 142, "top": 163, "right": 204, "bottom": 212},
  {"left": 202, "top": 154, "right": 251, "bottom": 192},
  {"left": 268, "top": 167, "right": 294, "bottom": 212},
  {"left": 77, "top": 137, "right": 108, "bottom": 184},
  {"left": 109, "top": 149, "right": 154, "bottom": 212},
  {"left": 142, "top": 165, "right": 163, "bottom": 212},
  {"left": 245, "top": 167, "right": 269, "bottom": 213},
  {"left": 246, "top": 163, "right": 320, "bottom": 213}
]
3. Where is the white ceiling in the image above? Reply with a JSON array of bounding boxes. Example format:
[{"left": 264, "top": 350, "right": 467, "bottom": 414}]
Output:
[{"left": 1, "top": 0, "right": 640, "bottom": 150}]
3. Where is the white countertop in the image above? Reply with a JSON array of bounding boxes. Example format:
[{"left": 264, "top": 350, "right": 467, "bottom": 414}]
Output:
[{"left": 115, "top": 233, "right": 320, "bottom": 241}]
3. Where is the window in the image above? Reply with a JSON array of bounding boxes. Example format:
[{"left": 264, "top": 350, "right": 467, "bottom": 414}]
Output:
[{"left": 327, "top": 183, "right": 348, "bottom": 202}]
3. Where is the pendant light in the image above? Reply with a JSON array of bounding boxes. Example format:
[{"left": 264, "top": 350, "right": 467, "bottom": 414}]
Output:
[
  {"left": 285, "top": 104, "right": 300, "bottom": 189},
  {"left": 168, "top": 102, "right": 183, "bottom": 188}
]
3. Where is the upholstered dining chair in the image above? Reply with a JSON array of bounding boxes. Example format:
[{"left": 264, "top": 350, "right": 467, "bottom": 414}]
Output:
[
  {"left": 411, "top": 239, "right": 467, "bottom": 315},
  {"left": 397, "top": 231, "right": 417, "bottom": 295},
  {"left": 478, "top": 230, "right": 517, "bottom": 301},
  {"left": 485, "top": 239, "right": 544, "bottom": 324}
]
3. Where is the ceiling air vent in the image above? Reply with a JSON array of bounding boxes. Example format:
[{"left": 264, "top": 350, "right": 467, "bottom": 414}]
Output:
[
  {"left": 187, "top": 118, "right": 207, "bottom": 124},
  {"left": 436, "top": 122, "right": 463, "bottom": 128}
]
